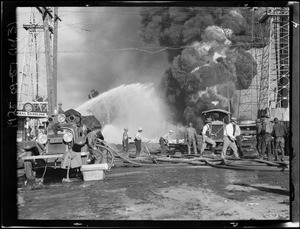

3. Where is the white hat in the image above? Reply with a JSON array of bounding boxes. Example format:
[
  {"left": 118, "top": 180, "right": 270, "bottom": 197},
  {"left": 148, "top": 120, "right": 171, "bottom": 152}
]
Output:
[
  {"left": 169, "top": 130, "right": 173, "bottom": 133},
  {"left": 231, "top": 117, "right": 237, "bottom": 122},
  {"left": 138, "top": 127, "right": 143, "bottom": 131}
]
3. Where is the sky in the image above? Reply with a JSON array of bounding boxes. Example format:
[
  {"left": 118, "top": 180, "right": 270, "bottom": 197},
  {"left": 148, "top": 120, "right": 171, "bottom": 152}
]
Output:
[{"left": 17, "top": 6, "right": 169, "bottom": 110}]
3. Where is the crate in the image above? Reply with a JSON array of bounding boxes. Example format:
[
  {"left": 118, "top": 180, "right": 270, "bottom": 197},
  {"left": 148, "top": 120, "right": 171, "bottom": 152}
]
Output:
[{"left": 81, "top": 163, "right": 108, "bottom": 181}]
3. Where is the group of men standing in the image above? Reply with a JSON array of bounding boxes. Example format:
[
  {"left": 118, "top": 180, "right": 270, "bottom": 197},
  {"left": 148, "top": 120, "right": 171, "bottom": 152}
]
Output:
[
  {"left": 186, "top": 117, "right": 242, "bottom": 159},
  {"left": 256, "top": 115, "right": 287, "bottom": 161},
  {"left": 122, "top": 126, "right": 151, "bottom": 158},
  {"left": 122, "top": 127, "right": 174, "bottom": 158},
  {"left": 121, "top": 116, "right": 243, "bottom": 159},
  {"left": 120, "top": 115, "right": 288, "bottom": 161}
]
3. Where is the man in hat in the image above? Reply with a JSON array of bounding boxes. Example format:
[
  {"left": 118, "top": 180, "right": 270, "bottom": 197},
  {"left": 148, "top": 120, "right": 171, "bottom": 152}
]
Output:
[
  {"left": 186, "top": 123, "right": 198, "bottom": 154},
  {"left": 200, "top": 118, "right": 217, "bottom": 156},
  {"left": 221, "top": 117, "right": 240, "bottom": 159},
  {"left": 86, "top": 126, "right": 105, "bottom": 163},
  {"left": 134, "top": 127, "right": 151, "bottom": 158},
  {"left": 122, "top": 127, "right": 131, "bottom": 158},
  {"left": 260, "top": 115, "right": 273, "bottom": 160},
  {"left": 159, "top": 130, "right": 174, "bottom": 155},
  {"left": 272, "top": 118, "right": 287, "bottom": 161}
]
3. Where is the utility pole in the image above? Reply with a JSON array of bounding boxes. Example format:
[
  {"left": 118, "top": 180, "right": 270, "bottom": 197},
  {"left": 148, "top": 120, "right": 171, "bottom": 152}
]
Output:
[
  {"left": 53, "top": 7, "right": 60, "bottom": 113},
  {"left": 43, "top": 7, "right": 54, "bottom": 115},
  {"left": 37, "top": 7, "right": 54, "bottom": 115},
  {"left": 36, "top": 7, "right": 61, "bottom": 116}
]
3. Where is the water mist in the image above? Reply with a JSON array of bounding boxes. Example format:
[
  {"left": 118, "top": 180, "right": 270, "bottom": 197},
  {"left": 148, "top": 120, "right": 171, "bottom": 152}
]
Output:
[{"left": 76, "top": 83, "right": 178, "bottom": 144}]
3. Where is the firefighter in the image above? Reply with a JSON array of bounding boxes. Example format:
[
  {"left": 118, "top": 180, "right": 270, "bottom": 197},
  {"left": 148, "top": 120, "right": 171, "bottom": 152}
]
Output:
[
  {"left": 122, "top": 127, "right": 131, "bottom": 158},
  {"left": 221, "top": 117, "right": 240, "bottom": 160},
  {"left": 86, "top": 127, "right": 105, "bottom": 163},
  {"left": 260, "top": 115, "right": 273, "bottom": 160},
  {"left": 186, "top": 123, "right": 198, "bottom": 154},
  {"left": 272, "top": 118, "right": 287, "bottom": 161},
  {"left": 133, "top": 127, "right": 151, "bottom": 158},
  {"left": 159, "top": 130, "right": 173, "bottom": 154},
  {"left": 200, "top": 118, "right": 217, "bottom": 157}
]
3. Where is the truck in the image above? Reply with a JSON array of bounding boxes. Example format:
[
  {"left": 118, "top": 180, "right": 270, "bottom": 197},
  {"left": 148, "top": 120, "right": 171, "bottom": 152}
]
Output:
[
  {"left": 168, "top": 109, "right": 231, "bottom": 154},
  {"left": 21, "top": 109, "right": 114, "bottom": 180},
  {"left": 201, "top": 109, "right": 231, "bottom": 145}
]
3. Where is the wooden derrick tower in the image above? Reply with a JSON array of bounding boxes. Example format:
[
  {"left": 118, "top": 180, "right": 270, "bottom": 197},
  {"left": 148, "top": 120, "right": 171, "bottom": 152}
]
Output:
[
  {"left": 237, "top": 7, "right": 290, "bottom": 121},
  {"left": 17, "top": 7, "right": 59, "bottom": 117}
]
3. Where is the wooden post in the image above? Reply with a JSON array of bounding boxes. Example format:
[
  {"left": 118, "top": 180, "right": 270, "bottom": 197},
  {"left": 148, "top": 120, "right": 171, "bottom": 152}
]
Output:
[
  {"left": 53, "top": 7, "right": 58, "bottom": 113},
  {"left": 42, "top": 8, "right": 54, "bottom": 116}
]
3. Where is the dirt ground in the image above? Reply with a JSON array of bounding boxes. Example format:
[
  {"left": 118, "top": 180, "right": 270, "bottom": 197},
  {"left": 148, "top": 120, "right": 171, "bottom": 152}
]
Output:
[{"left": 17, "top": 150, "right": 290, "bottom": 226}]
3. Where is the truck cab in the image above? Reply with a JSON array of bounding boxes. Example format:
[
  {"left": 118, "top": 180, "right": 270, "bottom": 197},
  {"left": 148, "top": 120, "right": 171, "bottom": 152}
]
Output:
[
  {"left": 201, "top": 109, "right": 230, "bottom": 143},
  {"left": 22, "top": 109, "right": 90, "bottom": 180}
]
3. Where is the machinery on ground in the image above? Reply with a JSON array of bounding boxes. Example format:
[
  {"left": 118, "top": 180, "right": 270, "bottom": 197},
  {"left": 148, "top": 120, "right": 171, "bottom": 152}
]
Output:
[{"left": 22, "top": 109, "right": 114, "bottom": 180}]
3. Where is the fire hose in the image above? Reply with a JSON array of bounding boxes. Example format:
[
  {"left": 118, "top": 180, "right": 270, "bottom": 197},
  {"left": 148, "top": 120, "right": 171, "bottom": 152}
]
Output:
[
  {"left": 201, "top": 158, "right": 289, "bottom": 172},
  {"left": 100, "top": 142, "right": 158, "bottom": 167},
  {"left": 96, "top": 140, "right": 289, "bottom": 171}
]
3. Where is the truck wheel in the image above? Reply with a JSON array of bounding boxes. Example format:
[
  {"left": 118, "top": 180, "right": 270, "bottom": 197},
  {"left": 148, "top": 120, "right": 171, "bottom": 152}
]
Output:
[{"left": 24, "top": 160, "right": 35, "bottom": 180}]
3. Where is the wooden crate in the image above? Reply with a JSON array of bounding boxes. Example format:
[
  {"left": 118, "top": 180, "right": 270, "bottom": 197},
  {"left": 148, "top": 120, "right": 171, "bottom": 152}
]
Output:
[{"left": 81, "top": 163, "right": 108, "bottom": 181}]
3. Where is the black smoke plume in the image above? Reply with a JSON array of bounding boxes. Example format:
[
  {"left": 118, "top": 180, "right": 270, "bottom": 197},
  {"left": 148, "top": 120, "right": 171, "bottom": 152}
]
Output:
[{"left": 139, "top": 7, "right": 263, "bottom": 128}]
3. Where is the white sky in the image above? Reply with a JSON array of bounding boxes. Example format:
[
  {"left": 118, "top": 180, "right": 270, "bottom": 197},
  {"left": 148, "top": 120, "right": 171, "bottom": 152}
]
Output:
[{"left": 17, "top": 6, "right": 169, "bottom": 110}]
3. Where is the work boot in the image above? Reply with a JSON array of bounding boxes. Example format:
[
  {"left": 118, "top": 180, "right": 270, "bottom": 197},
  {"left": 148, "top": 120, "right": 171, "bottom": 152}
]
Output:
[{"left": 210, "top": 147, "right": 215, "bottom": 157}]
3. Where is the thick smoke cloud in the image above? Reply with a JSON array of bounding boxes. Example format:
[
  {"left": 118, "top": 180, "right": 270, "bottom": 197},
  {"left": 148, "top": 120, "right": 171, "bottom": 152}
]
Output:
[{"left": 140, "top": 7, "right": 262, "bottom": 127}]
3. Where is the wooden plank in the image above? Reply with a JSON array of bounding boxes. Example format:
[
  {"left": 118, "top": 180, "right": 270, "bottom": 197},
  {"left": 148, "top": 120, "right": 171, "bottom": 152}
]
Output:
[
  {"left": 23, "top": 154, "right": 63, "bottom": 160},
  {"left": 23, "top": 152, "right": 89, "bottom": 160}
]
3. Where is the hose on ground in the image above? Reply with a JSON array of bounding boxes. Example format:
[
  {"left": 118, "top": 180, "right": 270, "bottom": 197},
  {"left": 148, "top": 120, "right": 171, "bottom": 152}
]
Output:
[
  {"left": 205, "top": 159, "right": 289, "bottom": 172},
  {"left": 104, "top": 143, "right": 159, "bottom": 167},
  {"left": 99, "top": 140, "right": 289, "bottom": 171}
]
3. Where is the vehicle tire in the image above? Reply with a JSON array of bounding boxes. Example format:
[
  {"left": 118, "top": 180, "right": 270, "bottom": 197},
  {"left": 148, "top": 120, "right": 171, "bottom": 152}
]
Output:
[
  {"left": 94, "top": 145, "right": 115, "bottom": 169},
  {"left": 24, "top": 160, "right": 35, "bottom": 180}
]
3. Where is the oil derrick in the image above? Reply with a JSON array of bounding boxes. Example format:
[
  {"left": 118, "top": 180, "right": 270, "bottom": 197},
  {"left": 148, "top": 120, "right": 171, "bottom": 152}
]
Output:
[
  {"left": 257, "top": 7, "right": 290, "bottom": 120},
  {"left": 17, "top": 7, "right": 59, "bottom": 117},
  {"left": 236, "top": 8, "right": 261, "bottom": 121},
  {"left": 237, "top": 7, "right": 290, "bottom": 121}
]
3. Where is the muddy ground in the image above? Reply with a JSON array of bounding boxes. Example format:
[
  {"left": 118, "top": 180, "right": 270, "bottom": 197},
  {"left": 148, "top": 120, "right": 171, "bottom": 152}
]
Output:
[{"left": 17, "top": 149, "right": 290, "bottom": 227}]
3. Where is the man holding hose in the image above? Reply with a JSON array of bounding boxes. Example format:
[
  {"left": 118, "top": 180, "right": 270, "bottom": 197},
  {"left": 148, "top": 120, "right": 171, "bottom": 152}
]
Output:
[{"left": 134, "top": 127, "right": 151, "bottom": 158}]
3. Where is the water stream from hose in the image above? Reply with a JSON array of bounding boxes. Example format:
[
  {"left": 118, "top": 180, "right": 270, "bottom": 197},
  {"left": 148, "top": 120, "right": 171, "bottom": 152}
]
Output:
[{"left": 76, "top": 83, "right": 182, "bottom": 143}]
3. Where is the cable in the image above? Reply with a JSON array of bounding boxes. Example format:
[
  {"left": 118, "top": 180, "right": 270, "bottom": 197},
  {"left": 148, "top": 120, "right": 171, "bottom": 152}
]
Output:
[
  {"left": 47, "top": 45, "right": 180, "bottom": 54},
  {"left": 40, "top": 159, "right": 48, "bottom": 181}
]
